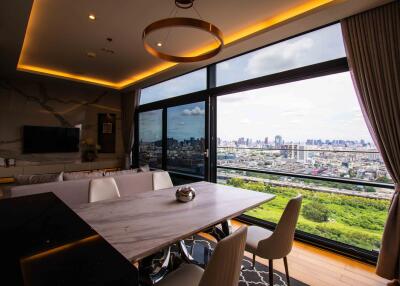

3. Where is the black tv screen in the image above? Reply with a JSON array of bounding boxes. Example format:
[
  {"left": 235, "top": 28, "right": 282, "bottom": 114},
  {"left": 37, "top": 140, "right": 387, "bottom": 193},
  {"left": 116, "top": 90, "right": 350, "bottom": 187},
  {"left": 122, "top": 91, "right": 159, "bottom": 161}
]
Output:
[{"left": 23, "top": 126, "right": 80, "bottom": 153}]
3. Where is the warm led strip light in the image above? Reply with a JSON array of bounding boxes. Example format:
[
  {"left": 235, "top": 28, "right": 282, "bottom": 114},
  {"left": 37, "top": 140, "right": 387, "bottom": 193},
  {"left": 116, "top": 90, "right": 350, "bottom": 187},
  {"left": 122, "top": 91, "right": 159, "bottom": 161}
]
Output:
[{"left": 17, "top": 0, "right": 334, "bottom": 89}]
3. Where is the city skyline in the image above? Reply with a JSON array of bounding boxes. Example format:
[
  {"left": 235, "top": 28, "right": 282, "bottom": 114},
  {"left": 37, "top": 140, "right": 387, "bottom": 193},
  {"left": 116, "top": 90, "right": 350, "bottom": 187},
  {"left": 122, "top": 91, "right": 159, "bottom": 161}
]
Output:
[{"left": 217, "top": 135, "right": 374, "bottom": 146}]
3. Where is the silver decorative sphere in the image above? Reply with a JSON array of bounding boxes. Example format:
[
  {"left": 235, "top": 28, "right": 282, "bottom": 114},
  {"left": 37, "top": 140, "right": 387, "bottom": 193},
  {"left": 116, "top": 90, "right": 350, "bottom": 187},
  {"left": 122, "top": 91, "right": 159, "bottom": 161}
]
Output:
[{"left": 176, "top": 186, "right": 196, "bottom": 202}]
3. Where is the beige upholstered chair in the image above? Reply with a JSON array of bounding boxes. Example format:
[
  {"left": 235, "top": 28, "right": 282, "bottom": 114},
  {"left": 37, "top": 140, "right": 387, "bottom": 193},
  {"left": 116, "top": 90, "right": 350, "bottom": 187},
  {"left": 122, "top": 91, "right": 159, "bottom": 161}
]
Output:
[
  {"left": 89, "top": 177, "right": 121, "bottom": 203},
  {"left": 246, "top": 195, "right": 302, "bottom": 286},
  {"left": 153, "top": 171, "right": 173, "bottom": 190},
  {"left": 157, "top": 226, "right": 248, "bottom": 286}
]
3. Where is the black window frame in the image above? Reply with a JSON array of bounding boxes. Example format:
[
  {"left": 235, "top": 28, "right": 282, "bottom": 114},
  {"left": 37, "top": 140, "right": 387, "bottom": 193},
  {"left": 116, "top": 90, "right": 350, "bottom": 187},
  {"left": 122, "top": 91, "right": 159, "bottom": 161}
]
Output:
[{"left": 133, "top": 21, "right": 394, "bottom": 265}]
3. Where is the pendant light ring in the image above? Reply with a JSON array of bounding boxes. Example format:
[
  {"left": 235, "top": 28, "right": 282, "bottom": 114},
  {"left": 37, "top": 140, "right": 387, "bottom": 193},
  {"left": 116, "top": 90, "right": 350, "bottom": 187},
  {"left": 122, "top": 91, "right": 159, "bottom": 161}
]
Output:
[{"left": 142, "top": 17, "right": 224, "bottom": 63}]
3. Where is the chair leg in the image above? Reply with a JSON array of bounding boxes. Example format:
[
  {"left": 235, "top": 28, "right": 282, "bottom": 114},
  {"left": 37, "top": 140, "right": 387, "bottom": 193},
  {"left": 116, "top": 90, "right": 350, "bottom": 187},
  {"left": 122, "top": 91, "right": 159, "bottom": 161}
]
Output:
[
  {"left": 269, "top": 259, "right": 273, "bottom": 286},
  {"left": 283, "top": 256, "right": 290, "bottom": 286},
  {"left": 252, "top": 254, "right": 256, "bottom": 269}
]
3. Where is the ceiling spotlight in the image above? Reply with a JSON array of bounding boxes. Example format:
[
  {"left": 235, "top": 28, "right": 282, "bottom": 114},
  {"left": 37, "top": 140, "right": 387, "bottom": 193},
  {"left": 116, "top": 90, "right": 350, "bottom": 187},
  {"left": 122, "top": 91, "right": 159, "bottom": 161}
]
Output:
[
  {"left": 101, "top": 48, "right": 115, "bottom": 54},
  {"left": 156, "top": 42, "right": 163, "bottom": 47},
  {"left": 87, "top": 52, "right": 97, "bottom": 58},
  {"left": 88, "top": 14, "right": 96, "bottom": 20}
]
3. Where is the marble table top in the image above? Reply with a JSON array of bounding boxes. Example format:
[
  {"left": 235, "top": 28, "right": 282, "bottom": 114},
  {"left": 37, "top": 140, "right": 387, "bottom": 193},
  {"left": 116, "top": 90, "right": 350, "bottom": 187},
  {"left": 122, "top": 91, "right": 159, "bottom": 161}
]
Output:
[{"left": 73, "top": 181, "right": 275, "bottom": 262}]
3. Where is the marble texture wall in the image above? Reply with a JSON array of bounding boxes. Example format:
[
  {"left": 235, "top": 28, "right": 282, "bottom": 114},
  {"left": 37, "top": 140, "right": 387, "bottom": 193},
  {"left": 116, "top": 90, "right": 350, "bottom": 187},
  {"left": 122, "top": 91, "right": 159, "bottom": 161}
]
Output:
[{"left": 0, "top": 78, "right": 124, "bottom": 167}]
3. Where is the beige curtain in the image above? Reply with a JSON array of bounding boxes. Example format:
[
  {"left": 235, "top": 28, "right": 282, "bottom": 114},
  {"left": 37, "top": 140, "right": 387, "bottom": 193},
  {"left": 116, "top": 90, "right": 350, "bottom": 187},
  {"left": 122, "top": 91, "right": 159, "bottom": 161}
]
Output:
[
  {"left": 341, "top": 2, "right": 400, "bottom": 280},
  {"left": 121, "top": 89, "right": 140, "bottom": 169}
]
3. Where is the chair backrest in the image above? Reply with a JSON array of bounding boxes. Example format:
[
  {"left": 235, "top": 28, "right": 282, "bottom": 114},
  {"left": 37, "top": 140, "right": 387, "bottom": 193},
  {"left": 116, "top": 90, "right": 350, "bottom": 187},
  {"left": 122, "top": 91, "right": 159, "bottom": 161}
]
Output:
[
  {"left": 153, "top": 171, "right": 173, "bottom": 190},
  {"left": 199, "top": 226, "right": 247, "bottom": 286},
  {"left": 258, "top": 195, "right": 302, "bottom": 259},
  {"left": 89, "top": 177, "right": 120, "bottom": 203}
]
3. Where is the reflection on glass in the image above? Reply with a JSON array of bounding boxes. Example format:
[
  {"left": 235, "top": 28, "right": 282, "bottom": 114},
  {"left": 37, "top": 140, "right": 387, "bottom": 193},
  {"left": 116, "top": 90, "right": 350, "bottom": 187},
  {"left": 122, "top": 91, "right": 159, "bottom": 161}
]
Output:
[
  {"left": 140, "top": 69, "right": 207, "bottom": 105},
  {"left": 167, "top": 102, "right": 205, "bottom": 176},
  {"left": 216, "top": 24, "right": 346, "bottom": 86},
  {"left": 139, "top": 110, "right": 162, "bottom": 168}
]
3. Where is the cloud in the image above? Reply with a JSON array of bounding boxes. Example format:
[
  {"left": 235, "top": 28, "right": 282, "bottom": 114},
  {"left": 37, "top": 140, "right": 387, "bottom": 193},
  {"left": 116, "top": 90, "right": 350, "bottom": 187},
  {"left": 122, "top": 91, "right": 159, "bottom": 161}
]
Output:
[
  {"left": 245, "top": 37, "right": 314, "bottom": 77},
  {"left": 218, "top": 61, "right": 230, "bottom": 71},
  {"left": 281, "top": 110, "right": 307, "bottom": 117},
  {"left": 182, "top": 106, "right": 205, "bottom": 116}
]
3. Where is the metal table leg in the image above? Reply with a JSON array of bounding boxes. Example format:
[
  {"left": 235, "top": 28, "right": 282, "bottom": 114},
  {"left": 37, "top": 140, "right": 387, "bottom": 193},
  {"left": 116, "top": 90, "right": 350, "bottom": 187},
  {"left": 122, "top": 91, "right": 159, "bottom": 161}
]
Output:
[
  {"left": 204, "top": 219, "right": 232, "bottom": 241},
  {"left": 139, "top": 247, "right": 171, "bottom": 285}
]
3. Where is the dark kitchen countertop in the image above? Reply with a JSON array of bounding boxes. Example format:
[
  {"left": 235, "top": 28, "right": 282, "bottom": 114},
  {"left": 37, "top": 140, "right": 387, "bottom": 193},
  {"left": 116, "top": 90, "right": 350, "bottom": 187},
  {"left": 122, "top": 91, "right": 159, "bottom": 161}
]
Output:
[{"left": 0, "top": 192, "right": 138, "bottom": 286}]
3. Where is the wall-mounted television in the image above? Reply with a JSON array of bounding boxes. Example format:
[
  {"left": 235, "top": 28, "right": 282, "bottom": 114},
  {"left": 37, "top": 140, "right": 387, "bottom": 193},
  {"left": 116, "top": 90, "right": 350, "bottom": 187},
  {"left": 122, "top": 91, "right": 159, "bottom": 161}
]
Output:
[{"left": 23, "top": 125, "right": 80, "bottom": 153}]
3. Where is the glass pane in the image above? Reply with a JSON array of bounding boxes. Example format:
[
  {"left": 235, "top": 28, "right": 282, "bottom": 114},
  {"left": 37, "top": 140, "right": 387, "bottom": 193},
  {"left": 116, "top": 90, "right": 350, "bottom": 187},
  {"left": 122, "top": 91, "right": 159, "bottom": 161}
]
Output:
[
  {"left": 216, "top": 72, "right": 393, "bottom": 251},
  {"left": 167, "top": 102, "right": 205, "bottom": 176},
  {"left": 139, "top": 110, "right": 162, "bottom": 168},
  {"left": 217, "top": 168, "right": 390, "bottom": 251},
  {"left": 140, "top": 69, "right": 207, "bottom": 105},
  {"left": 216, "top": 24, "right": 346, "bottom": 86},
  {"left": 217, "top": 72, "right": 391, "bottom": 183}
]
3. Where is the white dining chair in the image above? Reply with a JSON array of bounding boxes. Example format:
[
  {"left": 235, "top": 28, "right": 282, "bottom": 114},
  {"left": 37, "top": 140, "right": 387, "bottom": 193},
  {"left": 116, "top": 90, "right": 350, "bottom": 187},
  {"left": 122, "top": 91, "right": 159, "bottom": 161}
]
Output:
[
  {"left": 157, "top": 226, "right": 247, "bottom": 286},
  {"left": 153, "top": 171, "right": 173, "bottom": 190},
  {"left": 89, "top": 177, "right": 120, "bottom": 203},
  {"left": 245, "top": 195, "right": 302, "bottom": 286}
]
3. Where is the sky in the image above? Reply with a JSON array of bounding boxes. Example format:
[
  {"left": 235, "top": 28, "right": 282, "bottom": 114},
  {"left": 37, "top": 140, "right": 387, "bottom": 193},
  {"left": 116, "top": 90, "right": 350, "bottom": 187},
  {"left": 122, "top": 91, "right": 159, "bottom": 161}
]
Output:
[
  {"left": 217, "top": 72, "right": 373, "bottom": 143},
  {"left": 216, "top": 24, "right": 346, "bottom": 86},
  {"left": 139, "top": 102, "right": 205, "bottom": 142},
  {"left": 139, "top": 110, "right": 162, "bottom": 142},
  {"left": 167, "top": 103, "right": 205, "bottom": 141},
  {"left": 140, "top": 69, "right": 206, "bottom": 105},
  {"left": 138, "top": 23, "right": 373, "bottom": 144}
]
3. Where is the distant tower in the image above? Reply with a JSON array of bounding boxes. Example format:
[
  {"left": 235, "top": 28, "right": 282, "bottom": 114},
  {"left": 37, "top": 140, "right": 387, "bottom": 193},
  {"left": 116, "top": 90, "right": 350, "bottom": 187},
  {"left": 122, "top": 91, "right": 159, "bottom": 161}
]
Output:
[
  {"left": 298, "top": 145, "right": 307, "bottom": 163},
  {"left": 281, "top": 144, "right": 299, "bottom": 160},
  {"left": 264, "top": 137, "right": 269, "bottom": 145},
  {"left": 275, "top": 135, "right": 283, "bottom": 148}
]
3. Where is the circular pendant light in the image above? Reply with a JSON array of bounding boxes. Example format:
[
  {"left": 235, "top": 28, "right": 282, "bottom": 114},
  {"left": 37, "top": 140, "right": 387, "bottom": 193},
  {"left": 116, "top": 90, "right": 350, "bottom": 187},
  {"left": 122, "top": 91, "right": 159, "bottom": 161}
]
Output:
[{"left": 142, "top": 0, "right": 224, "bottom": 63}]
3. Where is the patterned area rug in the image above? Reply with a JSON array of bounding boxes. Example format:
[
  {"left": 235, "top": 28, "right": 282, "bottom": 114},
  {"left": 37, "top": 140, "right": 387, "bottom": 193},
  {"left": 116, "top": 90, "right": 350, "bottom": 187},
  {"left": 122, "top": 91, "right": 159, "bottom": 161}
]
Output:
[{"left": 181, "top": 235, "right": 309, "bottom": 286}]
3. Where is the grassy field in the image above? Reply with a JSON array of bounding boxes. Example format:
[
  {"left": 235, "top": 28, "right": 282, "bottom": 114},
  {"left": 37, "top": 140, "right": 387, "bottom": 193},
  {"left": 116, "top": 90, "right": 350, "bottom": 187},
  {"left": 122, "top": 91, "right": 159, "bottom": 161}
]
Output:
[{"left": 226, "top": 178, "right": 389, "bottom": 251}]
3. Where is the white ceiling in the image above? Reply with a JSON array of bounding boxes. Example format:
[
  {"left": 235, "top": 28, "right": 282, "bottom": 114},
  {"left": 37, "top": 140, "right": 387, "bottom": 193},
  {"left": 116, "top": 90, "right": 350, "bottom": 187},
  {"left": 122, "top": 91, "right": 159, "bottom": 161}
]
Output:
[{"left": 2, "top": 0, "right": 392, "bottom": 90}]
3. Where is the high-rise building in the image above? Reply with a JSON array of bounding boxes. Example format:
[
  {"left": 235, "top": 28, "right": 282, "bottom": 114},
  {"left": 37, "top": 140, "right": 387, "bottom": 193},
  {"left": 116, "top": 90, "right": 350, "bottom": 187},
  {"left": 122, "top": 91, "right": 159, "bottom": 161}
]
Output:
[
  {"left": 238, "top": 137, "right": 245, "bottom": 145},
  {"left": 264, "top": 137, "right": 269, "bottom": 145},
  {"left": 280, "top": 144, "right": 307, "bottom": 162},
  {"left": 275, "top": 135, "right": 283, "bottom": 148},
  {"left": 298, "top": 145, "right": 307, "bottom": 162},
  {"left": 281, "top": 144, "right": 298, "bottom": 159}
]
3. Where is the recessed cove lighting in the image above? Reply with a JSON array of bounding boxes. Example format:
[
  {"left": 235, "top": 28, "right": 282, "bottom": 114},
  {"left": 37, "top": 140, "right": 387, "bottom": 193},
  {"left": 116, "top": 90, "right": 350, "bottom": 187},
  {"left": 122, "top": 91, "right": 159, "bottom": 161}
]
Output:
[
  {"left": 89, "top": 14, "right": 96, "bottom": 20},
  {"left": 17, "top": 0, "right": 335, "bottom": 88},
  {"left": 156, "top": 42, "right": 163, "bottom": 47}
]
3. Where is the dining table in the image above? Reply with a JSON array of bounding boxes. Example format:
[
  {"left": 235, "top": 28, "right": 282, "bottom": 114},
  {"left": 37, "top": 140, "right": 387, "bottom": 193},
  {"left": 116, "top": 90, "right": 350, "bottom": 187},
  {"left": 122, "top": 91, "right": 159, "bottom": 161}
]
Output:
[{"left": 73, "top": 181, "right": 274, "bottom": 263}]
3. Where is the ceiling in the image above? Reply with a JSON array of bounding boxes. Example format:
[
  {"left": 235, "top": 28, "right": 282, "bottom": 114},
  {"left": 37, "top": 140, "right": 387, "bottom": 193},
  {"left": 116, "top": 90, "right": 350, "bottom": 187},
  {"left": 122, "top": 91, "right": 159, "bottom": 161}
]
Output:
[{"left": 0, "top": 0, "right": 392, "bottom": 90}]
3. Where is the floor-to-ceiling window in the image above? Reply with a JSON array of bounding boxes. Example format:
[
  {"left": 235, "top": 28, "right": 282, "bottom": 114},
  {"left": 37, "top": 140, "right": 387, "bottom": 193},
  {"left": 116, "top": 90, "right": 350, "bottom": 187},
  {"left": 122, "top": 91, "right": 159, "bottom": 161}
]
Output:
[
  {"left": 138, "top": 110, "right": 163, "bottom": 168},
  {"left": 167, "top": 102, "right": 206, "bottom": 176},
  {"left": 135, "top": 22, "right": 394, "bottom": 262},
  {"left": 216, "top": 72, "right": 391, "bottom": 252},
  {"left": 138, "top": 69, "right": 208, "bottom": 181}
]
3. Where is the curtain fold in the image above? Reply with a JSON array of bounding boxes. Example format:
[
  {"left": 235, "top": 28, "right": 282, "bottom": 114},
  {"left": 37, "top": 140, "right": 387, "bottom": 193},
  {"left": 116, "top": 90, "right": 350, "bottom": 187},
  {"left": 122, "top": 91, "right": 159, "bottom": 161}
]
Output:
[
  {"left": 341, "top": 2, "right": 400, "bottom": 280},
  {"left": 121, "top": 89, "right": 140, "bottom": 169}
]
